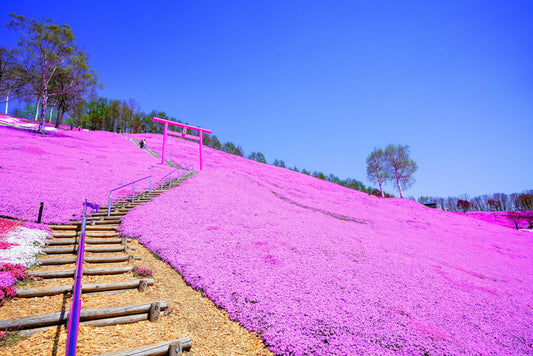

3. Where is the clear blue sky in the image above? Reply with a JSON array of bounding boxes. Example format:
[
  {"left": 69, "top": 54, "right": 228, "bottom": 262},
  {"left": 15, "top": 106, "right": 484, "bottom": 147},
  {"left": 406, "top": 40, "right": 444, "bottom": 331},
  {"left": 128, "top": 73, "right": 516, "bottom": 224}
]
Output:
[{"left": 2, "top": 1, "right": 532, "bottom": 199}]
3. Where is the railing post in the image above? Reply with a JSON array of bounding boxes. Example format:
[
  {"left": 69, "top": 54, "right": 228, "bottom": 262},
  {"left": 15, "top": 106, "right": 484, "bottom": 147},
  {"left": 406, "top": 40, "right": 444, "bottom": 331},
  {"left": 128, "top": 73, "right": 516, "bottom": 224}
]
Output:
[
  {"left": 169, "top": 174, "right": 172, "bottom": 188},
  {"left": 107, "top": 194, "right": 112, "bottom": 217},
  {"left": 37, "top": 202, "right": 44, "bottom": 224},
  {"left": 149, "top": 178, "right": 152, "bottom": 194},
  {"left": 65, "top": 202, "right": 87, "bottom": 356},
  {"left": 132, "top": 185, "right": 135, "bottom": 203}
]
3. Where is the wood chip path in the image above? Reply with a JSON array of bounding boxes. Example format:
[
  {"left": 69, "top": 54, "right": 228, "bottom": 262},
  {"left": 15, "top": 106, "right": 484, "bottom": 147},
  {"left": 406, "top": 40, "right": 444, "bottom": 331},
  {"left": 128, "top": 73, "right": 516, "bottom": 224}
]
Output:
[{"left": 1, "top": 228, "right": 274, "bottom": 355}]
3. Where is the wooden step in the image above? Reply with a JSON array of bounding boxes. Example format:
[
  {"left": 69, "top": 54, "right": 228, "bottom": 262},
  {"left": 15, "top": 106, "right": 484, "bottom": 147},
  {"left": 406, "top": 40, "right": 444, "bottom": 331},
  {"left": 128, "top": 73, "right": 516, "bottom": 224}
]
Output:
[
  {"left": 47, "top": 238, "right": 131, "bottom": 246},
  {"left": 0, "top": 301, "right": 168, "bottom": 330},
  {"left": 59, "top": 224, "right": 119, "bottom": 230},
  {"left": 91, "top": 220, "right": 121, "bottom": 226},
  {"left": 28, "top": 266, "right": 133, "bottom": 279},
  {"left": 42, "top": 245, "right": 132, "bottom": 254},
  {"left": 15, "top": 279, "right": 154, "bottom": 297},
  {"left": 91, "top": 210, "right": 129, "bottom": 217},
  {"left": 94, "top": 337, "right": 192, "bottom": 356},
  {"left": 50, "top": 225, "right": 77, "bottom": 231},
  {"left": 38, "top": 255, "right": 141, "bottom": 265},
  {"left": 52, "top": 231, "right": 119, "bottom": 238},
  {"left": 79, "top": 219, "right": 121, "bottom": 226},
  {"left": 86, "top": 215, "right": 124, "bottom": 221},
  {"left": 90, "top": 213, "right": 128, "bottom": 219},
  {"left": 86, "top": 238, "right": 130, "bottom": 244}
]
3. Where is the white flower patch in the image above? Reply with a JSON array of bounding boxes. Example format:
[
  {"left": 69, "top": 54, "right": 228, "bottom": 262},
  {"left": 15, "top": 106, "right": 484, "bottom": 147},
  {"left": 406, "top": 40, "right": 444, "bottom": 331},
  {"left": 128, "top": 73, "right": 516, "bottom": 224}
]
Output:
[{"left": 0, "top": 227, "right": 49, "bottom": 267}]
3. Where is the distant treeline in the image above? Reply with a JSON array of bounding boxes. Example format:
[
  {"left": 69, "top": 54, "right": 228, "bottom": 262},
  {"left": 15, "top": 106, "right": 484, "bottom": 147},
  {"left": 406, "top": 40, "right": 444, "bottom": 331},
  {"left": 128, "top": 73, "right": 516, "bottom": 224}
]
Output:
[{"left": 414, "top": 191, "right": 533, "bottom": 212}]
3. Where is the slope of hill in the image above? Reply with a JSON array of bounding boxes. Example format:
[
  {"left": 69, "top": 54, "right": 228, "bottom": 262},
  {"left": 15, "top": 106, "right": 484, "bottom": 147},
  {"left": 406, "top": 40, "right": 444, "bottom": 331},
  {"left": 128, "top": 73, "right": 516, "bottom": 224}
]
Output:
[
  {"left": 120, "top": 133, "right": 533, "bottom": 355},
  {"left": 465, "top": 211, "right": 531, "bottom": 230},
  {"left": 0, "top": 122, "right": 173, "bottom": 224},
  {"left": 2, "top": 121, "right": 531, "bottom": 355}
]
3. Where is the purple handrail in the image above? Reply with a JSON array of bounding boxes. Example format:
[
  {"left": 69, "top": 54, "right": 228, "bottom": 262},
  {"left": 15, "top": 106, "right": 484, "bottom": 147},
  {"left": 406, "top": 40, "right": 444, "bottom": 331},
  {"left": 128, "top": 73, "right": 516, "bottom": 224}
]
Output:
[
  {"left": 159, "top": 164, "right": 194, "bottom": 190},
  {"left": 107, "top": 175, "right": 152, "bottom": 217},
  {"left": 65, "top": 201, "right": 88, "bottom": 356}
]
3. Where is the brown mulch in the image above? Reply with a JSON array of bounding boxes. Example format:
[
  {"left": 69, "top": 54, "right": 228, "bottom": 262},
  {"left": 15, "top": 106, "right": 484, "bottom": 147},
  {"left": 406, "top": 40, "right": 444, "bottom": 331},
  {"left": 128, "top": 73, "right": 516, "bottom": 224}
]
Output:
[{"left": 0, "top": 237, "right": 275, "bottom": 356}]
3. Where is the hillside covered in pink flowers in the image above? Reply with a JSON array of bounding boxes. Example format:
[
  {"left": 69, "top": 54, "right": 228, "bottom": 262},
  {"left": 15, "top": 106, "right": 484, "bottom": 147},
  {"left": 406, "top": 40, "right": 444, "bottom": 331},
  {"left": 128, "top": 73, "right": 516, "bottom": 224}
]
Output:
[
  {"left": 120, "top": 133, "right": 533, "bottom": 355},
  {"left": 1, "top": 119, "right": 532, "bottom": 355},
  {"left": 0, "top": 119, "right": 172, "bottom": 224}
]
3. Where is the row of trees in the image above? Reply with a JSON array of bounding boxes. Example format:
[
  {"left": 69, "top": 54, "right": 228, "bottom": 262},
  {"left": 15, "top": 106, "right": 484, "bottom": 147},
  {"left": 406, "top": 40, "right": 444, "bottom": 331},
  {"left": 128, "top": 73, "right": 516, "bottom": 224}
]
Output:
[
  {"left": 1, "top": 14, "right": 98, "bottom": 133},
  {"left": 417, "top": 192, "right": 533, "bottom": 212},
  {"left": 366, "top": 144, "right": 417, "bottom": 198}
]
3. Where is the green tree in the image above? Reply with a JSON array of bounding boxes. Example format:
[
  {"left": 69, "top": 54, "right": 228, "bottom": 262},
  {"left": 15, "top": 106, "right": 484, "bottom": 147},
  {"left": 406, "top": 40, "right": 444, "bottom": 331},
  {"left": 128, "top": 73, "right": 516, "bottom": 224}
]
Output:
[
  {"left": 327, "top": 174, "right": 340, "bottom": 184},
  {"left": 49, "top": 53, "right": 98, "bottom": 128},
  {"left": 273, "top": 159, "right": 286, "bottom": 168},
  {"left": 222, "top": 142, "right": 243, "bottom": 157},
  {"left": 248, "top": 151, "right": 266, "bottom": 163},
  {"left": 207, "top": 135, "right": 222, "bottom": 150},
  {"left": 7, "top": 14, "right": 95, "bottom": 133},
  {"left": 383, "top": 144, "right": 417, "bottom": 198},
  {"left": 0, "top": 46, "right": 25, "bottom": 114},
  {"left": 85, "top": 97, "right": 111, "bottom": 131},
  {"left": 366, "top": 148, "right": 390, "bottom": 197},
  {"left": 312, "top": 171, "right": 326, "bottom": 180}
]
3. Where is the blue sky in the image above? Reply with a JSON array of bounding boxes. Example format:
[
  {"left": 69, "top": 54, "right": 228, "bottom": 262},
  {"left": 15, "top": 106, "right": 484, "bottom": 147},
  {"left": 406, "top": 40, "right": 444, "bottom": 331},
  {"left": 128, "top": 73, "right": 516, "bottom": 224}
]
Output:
[{"left": 1, "top": 1, "right": 532, "bottom": 198}]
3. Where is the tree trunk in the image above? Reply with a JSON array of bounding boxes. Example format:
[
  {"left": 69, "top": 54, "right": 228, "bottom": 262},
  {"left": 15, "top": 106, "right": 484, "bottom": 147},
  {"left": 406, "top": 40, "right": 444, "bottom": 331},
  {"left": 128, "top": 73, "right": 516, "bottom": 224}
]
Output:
[
  {"left": 55, "top": 101, "right": 65, "bottom": 128},
  {"left": 34, "top": 97, "right": 40, "bottom": 121},
  {"left": 39, "top": 91, "right": 48, "bottom": 133},
  {"left": 395, "top": 170, "right": 403, "bottom": 198},
  {"left": 378, "top": 180, "right": 384, "bottom": 197},
  {"left": 4, "top": 91, "right": 9, "bottom": 114}
]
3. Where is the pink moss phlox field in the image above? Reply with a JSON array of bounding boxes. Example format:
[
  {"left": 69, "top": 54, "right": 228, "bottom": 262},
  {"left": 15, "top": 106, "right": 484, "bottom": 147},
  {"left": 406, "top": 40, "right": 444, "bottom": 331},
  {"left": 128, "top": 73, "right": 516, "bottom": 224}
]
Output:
[
  {"left": 120, "top": 134, "right": 533, "bottom": 355},
  {"left": 0, "top": 113, "right": 71, "bottom": 131},
  {"left": 464, "top": 211, "right": 531, "bottom": 230},
  {"left": 0, "top": 118, "right": 173, "bottom": 224}
]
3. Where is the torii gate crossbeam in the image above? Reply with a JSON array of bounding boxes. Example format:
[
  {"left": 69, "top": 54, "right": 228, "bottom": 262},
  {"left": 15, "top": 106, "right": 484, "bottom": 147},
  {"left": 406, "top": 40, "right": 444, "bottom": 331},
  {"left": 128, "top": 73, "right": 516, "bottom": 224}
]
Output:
[{"left": 153, "top": 117, "right": 213, "bottom": 170}]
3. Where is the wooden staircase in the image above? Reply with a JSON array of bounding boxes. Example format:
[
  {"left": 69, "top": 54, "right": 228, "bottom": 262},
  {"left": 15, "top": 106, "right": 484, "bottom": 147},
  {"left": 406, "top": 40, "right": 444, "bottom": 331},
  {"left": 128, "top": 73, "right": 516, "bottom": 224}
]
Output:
[{"left": 1, "top": 174, "right": 194, "bottom": 354}]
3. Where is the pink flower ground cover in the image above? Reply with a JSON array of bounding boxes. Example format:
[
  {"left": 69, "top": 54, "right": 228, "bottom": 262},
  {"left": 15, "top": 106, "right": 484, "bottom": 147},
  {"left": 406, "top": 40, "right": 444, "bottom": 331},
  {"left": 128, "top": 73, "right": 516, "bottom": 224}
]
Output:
[
  {"left": 464, "top": 211, "right": 531, "bottom": 230},
  {"left": 0, "top": 122, "right": 173, "bottom": 224},
  {"left": 120, "top": 134, "right": 533, "bottom": 355}
]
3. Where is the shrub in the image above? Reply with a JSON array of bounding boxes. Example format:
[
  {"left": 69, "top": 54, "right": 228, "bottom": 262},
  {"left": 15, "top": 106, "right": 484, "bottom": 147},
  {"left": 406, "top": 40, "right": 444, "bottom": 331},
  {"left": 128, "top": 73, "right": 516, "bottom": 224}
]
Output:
[
  {"left": 132, "top": 266, "right": 153, "bottom": 278},
  {"left": 0, "top": 263, "right": 27, "bottom": 306}
]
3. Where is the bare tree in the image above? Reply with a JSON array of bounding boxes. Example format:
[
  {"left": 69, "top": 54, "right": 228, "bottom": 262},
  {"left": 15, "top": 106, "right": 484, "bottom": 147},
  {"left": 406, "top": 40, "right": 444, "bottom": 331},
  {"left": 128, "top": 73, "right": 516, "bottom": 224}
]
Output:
[
  {"left": 506, "top": 212, "right": 524, "bottom": 230},
  {"left": 457, "top": 199, "right": 472, "bottom": 213},
  {"left": 366, "top": 148, "right": 390, "bottom": 197},
  {"left": 383, "top": 144, "right": 417, "bottom": 198}
]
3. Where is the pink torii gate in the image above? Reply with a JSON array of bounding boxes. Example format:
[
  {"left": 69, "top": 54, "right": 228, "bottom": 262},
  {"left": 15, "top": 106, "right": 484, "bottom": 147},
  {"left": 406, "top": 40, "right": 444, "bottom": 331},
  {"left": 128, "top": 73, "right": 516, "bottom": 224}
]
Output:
[{"left": 153, "top": 117, "right": 213, "bottom": 170}]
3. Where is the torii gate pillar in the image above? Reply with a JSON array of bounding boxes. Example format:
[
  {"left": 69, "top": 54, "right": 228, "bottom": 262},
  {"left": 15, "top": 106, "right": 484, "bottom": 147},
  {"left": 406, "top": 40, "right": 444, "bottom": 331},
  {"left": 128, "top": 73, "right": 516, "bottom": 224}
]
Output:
[{"left": 153, "top": 117, "right": 212, "bottom": 171}]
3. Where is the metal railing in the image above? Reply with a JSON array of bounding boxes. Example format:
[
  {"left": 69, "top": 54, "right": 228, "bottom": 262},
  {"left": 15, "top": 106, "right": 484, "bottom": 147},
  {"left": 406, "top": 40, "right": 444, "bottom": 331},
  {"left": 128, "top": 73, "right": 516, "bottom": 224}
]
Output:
[
  {"left": 65, "top": 201, "right": 89, "bottom": 356},
  {"left": 159, "top": 164, "right": 195, "bottom": 190},
  {"left": 107, "top": 175, "right": 152, "bottom": 217}
]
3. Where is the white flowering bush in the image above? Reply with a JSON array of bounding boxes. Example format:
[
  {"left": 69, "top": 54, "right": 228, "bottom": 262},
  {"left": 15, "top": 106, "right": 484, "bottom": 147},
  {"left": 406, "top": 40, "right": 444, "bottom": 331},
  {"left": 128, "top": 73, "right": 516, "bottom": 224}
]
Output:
[
  {"left": 0, "top": 219, "right": 49, "bottom": 305},
  {"left": 0, "top": 226, "right": 49, "bottom": 267}
]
